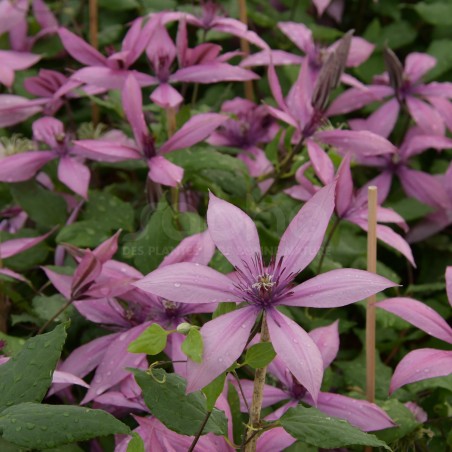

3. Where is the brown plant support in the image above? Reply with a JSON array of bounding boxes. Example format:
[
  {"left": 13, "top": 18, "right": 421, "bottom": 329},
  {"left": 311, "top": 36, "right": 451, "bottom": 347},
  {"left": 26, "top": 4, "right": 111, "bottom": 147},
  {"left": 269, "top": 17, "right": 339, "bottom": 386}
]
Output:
[
  {"left": 237, "top": 0, "right": 255, "bottom": 102},
  {"left": 365, "top": 186, "right": 378, "bottom": 452}
]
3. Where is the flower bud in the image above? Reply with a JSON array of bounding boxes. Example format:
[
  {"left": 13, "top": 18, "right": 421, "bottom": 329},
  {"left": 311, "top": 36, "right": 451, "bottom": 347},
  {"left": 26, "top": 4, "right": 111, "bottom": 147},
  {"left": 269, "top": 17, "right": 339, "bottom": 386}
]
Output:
[{"left": 176, "top": 322, "right": 193, "bottom": 335}]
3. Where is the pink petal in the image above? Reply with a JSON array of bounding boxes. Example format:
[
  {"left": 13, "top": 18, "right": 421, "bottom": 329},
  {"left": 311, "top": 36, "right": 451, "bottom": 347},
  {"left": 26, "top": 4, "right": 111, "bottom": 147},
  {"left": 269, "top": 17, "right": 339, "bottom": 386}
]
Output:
[
  {"left": 159, "top": 113, "right": 227, "bottom": 154},
  {"left": 312, "top": 392, "right": 395, "bottom": 431},
  {"left": 42, "top": 267, "right": 72, "bottom": 300},
  {"left": 390, "top": 348, "right": 452, "bottom": 393},
  {"left": 327, "top": 85, "right": 392, "bottom": 116},
  {"left": 122, "top": 75, "right": 149, "bottom": 149},
  {"left": 82, "top": 323, "right": 150, "bottom": 403},
  {"left": 284, "top": 269, "right": 396, "bottom": 308},
  {"left": 0, "top": 268, "right": 28, "bottom": 282},
  {"left": 349, "top": 99, "right": 400, "bottom": 139},
  {"left": 309, "top": 320, "right": 339, "bottom": 369},
  {"left": 316, "top": 130, "right": 396, "bottom": 156},
  {"left": 148, "top": 155, "right": 183, "bottom": 187},
  {"left": 0, "top": 151, "right": 54, "bottom": 182},
  {"left": 74, "top": 298, "right": 130, "bottom": 328},
  {"left": 313, "top": 0, "right": 331, "bottom": 16},
  {"left": 407, "top": 210, "right": 451, "bottom": 243},
  {"left": 32, "top": 116, "right": 64, "bottom": 147},
  {"left": 58, "top": 28, "right": 107, "bottom": 66},
  {"left": 171, "top": 63, "right": 258, "bottom": 84},
  {"left": 207, "top": 192, "right": 262, "bottom": 275},
  {"left": 398, "top": 167, "right": 449, "bottom": 210},
  {"left": 58, "top": 156, "right": 90, "bottom": 199},
  {"left": 0, "top": 50, "right": 41, "bottom": 70},
  {"left": 186, "top": 306, "right": 257, "bottom": 392},
  {"left": 276, "top": 182, "right": 336, "bottom": 275},
  {"left": 0, "top": 231, "right": 52, "bottom": 260},
  {"left": 377, "top": 297, "right": 452, "bottom": 344},
  {"left": 93, "top": 230, "right": 121, "bottom": 263},
  {"left": 306, "top": 140, "right": 334, "bottom": 185},
  {"left": 74, "top": 140, "right": 141, "bottom": 162},
  {"left": 400, "top": 132, "right": 452, "bottom": 160},
  {"left": 150, "top": 83, "right": 183, "bottom": 109},
  {"left": 345, "top": 37, "right": 375, "bottom": 67},
  {"left": 0, "top": 0, "right": 28, "bottom": 35},
  {"left": 161, "top": 231, "right": 215, "bottom": 267},
  {"left": 278, "top": 22, "right": 314, "bottom": 54},
  {"left": 404, "top": 53, "right": 436, "bottom": 83},
  {"left": 267, "top": 309, "right": 324, "bottom": 404},
  {"left": 33, "top": 0, "right": 58, "bottom": 29},
  {"left": 52, "top": 370, "right": 90, "bottom": 388},
  {"left": 406, "top": 96, "right": 445, "bottom": 135},
  {"left": 0, "top": 95, "right": 43, "bottom": 127},
  {"left": 240, "top": 50, "right": 303, "bottom": 67},
  {"left": 256, "top": 428, "right": 296, "bottom": 452},
  {"left": 425, "top": 96, "right": 452, "bottom": 133},
  {"left": 351, "top": 220, "right": 416, "bottom": 267},
  {"left": 376, "top": 206, "right": 408, "bottom": 232},
  {"left": 133, "top": 262, "right": 241, "bottom": 304},
  {"left": 447, "top": 267, "right": 452, "bottom": 308},
  {"left": 268, "top": 64, "right": 288, "bottom": 112}
]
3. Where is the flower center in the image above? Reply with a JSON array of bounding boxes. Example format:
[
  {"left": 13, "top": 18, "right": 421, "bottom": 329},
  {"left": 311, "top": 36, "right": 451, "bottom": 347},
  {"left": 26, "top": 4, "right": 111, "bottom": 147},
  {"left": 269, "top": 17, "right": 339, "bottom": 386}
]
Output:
[{"left": 251, "top": 273, "right": 276, "bottom": 292}]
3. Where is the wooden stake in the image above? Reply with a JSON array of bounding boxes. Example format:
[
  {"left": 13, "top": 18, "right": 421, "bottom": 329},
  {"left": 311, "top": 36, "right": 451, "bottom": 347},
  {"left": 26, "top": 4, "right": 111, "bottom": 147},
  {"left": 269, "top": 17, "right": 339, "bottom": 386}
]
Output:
[
  {"left": 237, "top": 0, "right": 255, "bottom": 102},
  {"left": 365, "top": 186, "right": 378, "bottom": 452},
  {"left": 89, "top": 0, "right": 100, "bottom": 124},
  {"left": 366, "top": 186, "right": 378, "bottom": 403}
]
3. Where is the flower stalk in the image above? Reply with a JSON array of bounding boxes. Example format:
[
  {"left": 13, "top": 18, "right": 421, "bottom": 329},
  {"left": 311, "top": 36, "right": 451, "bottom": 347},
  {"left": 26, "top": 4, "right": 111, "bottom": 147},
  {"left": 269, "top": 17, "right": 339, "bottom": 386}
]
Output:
[{"left": 244, "top": 314, "right": 270, "bottom": 452}]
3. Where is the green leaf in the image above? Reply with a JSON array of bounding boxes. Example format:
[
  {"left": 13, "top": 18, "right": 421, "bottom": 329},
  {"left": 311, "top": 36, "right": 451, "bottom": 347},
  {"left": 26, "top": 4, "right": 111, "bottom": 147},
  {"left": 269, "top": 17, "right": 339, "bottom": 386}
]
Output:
[
  {"left": 212, "top": 302, "right": 237, "bottom": 319},
  {"left": 0, "top": 324, "right": 67, "bottom": 413},
  {"left": 32, "top": 294, "right": 72, "bottom": 323},
  {"left": 56, "top": 221, "right": 109, "bottom": 248},
  {"left": 280, "top": 406, "right": 391, "bottom": 449},
  {"left": 0, "top": 333, "right": 26, "bottom": 356},
  {"left": 413, "top": 2, "right": 452, "bottom": 26},
  {"left": 426, "top": 40, "right": 452, "bottom": 81},
  {"left": 202, "top": 373, "right": 226, "bottom": 412},
  {"left": 133, "top": 369, "right": 228, "bottom": 436},
  {"left": 244, "top": 342, "right": 276, "bottom": 369},
  {"left": 128, "top": 324, "right": 168, "bottom": 355},
  {"left": 124, "top": 200, "right": 204, "bottom": 273},
  {"left": 10, "top": 181, "right": 67, "bottom": 227},
  {"left": 181, "top": 328, "right": 203, "bottom": 363},
  {"left": 84, "top": 191, "right": 134, "bottom": 232},
  {"left": 98, "top": 0, "right": 139, "bottom": 10},
  {"left": 0, "top": 403, "right": 129, "bottom": 449},
  {"left": 375, "top": 399, "right": 419, "bottom": 444},
  {"left": 126, "top": 432, "right": 145, "bottom": 452}
]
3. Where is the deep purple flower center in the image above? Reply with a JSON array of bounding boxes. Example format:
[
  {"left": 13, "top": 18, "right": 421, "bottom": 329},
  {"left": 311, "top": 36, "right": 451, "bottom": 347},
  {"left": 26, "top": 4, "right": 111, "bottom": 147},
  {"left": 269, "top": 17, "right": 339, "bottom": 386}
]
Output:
[{"left": 234, "top": 254, "right": 295, "bottom": 309}]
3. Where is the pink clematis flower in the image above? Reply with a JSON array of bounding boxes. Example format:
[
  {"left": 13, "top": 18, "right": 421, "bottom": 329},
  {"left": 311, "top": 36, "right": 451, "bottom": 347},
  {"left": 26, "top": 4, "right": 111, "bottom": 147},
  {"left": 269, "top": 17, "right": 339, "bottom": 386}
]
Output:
[
  {"left": 348, "top": 121, "right": 452, "bottom": 211},
  {"left": 0, "top": 50, "right": 41, "bottom": 88},
  {"left": 286, "top": 150, "right": 415, "bottom": 265},
  {"left": 134, "top": 184, "right": 396, "bottom": 402},
  {"left": 0, "top": 230, "right": 52, "bottom": 282},
  {"left": 376, "top": 267, "right": 452, "bottom": 393},
  {"left": 55, "top": 231, "right": 217, "bottom": 405},
  {"left": 0, "top": 0, "right": 28, "bottom": 36},
  {"left": 235, "top": 320, "right": 394, "bottom": 443},
  {"left": 266, "top": 43, "right": 397, "bottom": 159},
  {"left": 0, "top": 117, "right": 91, "bottom": 198},
  {"left": 407, "top": 162, "right": 452, "bottom": 243},
  {"left": 155, "top": 0, "right": 269, "bottom": 50},
  {"left": 75, "top": 75, "right": 227, "bottom": 187},
  {"left": 142, "top": 18, "right": 259, "bottom": 109},
  {"left": 242, "top": 22, "right": 373, "bottom": 82},
  {"left": 8, "top": 0, "right": 58, "bottom": 52},
  {"left": 207, "top": 97, "right": 277, "bottom": 185},
  {"left": 58, "top": 18, "right": 156, "bottom": 91},
  {"left": 329, "top": 50, "right": 452, "bottom": 136}
]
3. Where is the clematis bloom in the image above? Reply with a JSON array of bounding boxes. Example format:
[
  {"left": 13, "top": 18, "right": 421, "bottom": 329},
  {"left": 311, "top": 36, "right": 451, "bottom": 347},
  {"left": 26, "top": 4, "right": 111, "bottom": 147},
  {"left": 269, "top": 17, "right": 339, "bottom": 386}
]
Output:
[{"left": 134, "top": 183, "right": 396, "bottom": 402}]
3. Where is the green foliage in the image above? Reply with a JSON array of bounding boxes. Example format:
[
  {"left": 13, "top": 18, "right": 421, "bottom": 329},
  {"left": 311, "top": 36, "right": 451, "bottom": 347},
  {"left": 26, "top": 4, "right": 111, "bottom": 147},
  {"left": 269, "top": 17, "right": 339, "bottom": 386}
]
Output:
[
  {"left": 280, "top": 406, "right": 391, "bottom": 449},
  {"left": 181, "top": 328, "right": 204, "bottom": 363},
  {"left": 244, "top": 342, "right": 276, "bottom": 369},
  {"left": 0, "top": 403, "right": 129, "bottom": 449},
  {"left": 133, "top": 369, "right": 228, "bottom": 436},
  {"left": 128, "top": 324, "right": 169, "bottom": 355}
]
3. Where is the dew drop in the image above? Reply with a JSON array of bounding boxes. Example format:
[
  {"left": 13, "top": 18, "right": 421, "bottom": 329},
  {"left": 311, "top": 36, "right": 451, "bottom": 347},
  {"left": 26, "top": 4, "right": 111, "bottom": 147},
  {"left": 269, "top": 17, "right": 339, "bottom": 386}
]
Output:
[
  {"left": 218, "top": 358, "right": 223, "bottom": 363},
  {"left": 174, "top": 283, "right": 181, "bottom": 288},
  {"left": 15, "top": 426, "right": 22, "bottom": 432},
  {"left": 95, "top": 388, "right": 104, "bottom": 395},
  {"left": 292, "top": 339, "right": 298, "bottom": 344},
  {"left": 26, "top": 423, "right": 35, "bottom": 430},
  {"left": 241, "top": 324, "right": 247, "bottom": 329}
]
